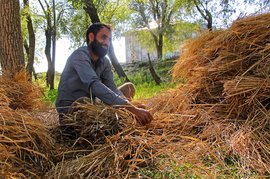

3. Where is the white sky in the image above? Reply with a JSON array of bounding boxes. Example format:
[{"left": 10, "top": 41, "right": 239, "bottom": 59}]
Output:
[{"left": 34, "top": 36, "right": 126, "bottom": 73}]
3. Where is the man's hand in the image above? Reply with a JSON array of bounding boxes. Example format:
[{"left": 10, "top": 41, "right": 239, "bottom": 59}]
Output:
[
  {"left": 125, "top": 104, "right": 153, "bottom": 125},
  {"left": 132, "top": 101, "right": 146, "bottom": 109}
]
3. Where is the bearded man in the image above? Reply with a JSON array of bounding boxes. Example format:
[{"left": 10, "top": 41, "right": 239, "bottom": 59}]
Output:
[{"left": 55, "top": 23, "right": 153, "bottom": 126}]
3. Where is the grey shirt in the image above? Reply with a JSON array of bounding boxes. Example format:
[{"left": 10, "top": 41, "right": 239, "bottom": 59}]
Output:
[{"left": 55, "top": 46, "right": 128, "bottom": 113}]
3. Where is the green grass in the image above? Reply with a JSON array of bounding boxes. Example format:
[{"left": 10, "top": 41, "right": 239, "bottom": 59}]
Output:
[
  {"left": 114, "top": 59, "right": 179, "bottom": 100},
  {"left": 34, "top": 72, "right": 59, "bottom": 104},
  {"left": 134, "top": 81, "right": 176, "bottom": 100},
  {"left": 43, "top": 88, "right": 58, "bottom": 104}
]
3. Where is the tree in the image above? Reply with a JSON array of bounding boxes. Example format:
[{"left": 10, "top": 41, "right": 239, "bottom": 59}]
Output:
[
  {"left": 147, "top": 53, "right": 161, "bottom": 85},
  {"left": 129, "top": 0, "right": 190, "bottom": 60},
  {"left": 37, "top": 0, "right": 64, "bottom": 89},
  {"left": 0, "top": 0, "right": 25, "bottom": 77},
  {"left": 188, "top": 0, "right": 270, "bottom": 30},
  {"left": 193, "top": 0, "right": 213, "bottom": 30},
  {"left": 22, "top": 0, "right": 36, "bottom": 80}
]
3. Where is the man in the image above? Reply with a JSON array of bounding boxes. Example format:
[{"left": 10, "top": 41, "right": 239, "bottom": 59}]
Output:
[{"left": 56, "top": 23, "right": 153, "bottom": 125}]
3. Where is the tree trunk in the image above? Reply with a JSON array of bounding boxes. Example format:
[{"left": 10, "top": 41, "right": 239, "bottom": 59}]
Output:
[
  {"left": 45, "top": 29, "right": 53, "bottom": 88},
  {"left": 108, "top": 46, "right": 129, "bottom": 82},
  {"left": 83, "top": 0, "right": 100, "bottom": 23},
  {"left": 0, "top": 0, "right": 25, "bottom": 77},
  {"left": 147, "top": 53, "right": 161, "bottom": 85},
  {"left": 38, "top": 0, "right": 55, "bottom": 89},
  {"left": 83, "top": 0, "right": 129, "bottom": 81},
  {"left": 157, "top": 33, "right": 163, "bottom": 60},
  {"left": 193, "top": 0, "right": 213, "bottom": 31},
  {"left": 206, "top": 9, "right": 213, "bottom": 31},
  {"left": 51, "top": 0, "right": 56, "bottom": 90},
  {"left": 23, "top": 0, "right": 36, "bottom": 81},
  {"left": 151, "top": 32, "right": 163, "bottom": 60}
]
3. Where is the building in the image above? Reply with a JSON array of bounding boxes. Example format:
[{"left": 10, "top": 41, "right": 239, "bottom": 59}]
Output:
[{"left": 125, "top": 33, "right": 157, "bottom": 63}]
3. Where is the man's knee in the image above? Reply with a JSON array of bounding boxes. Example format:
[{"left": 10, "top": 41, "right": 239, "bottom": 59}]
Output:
[{"left": 118, "top": 82, "right": 136, "bottom": 100}]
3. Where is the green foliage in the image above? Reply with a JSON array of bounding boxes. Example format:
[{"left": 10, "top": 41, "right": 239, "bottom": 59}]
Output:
[
  {"left": 163, "top": 22, "right": 200, "bottom": 53},
  {"left": 64, "top": 0, "right": 133, "bottom": 45},
  {"left": 34, "top": 72, "right": 60, "bottom": 104},
  {"left": 126, "top": 0, "right": 201, "bottom": 60},
  {"left": 43, "top": 88, "right": 58, "bottom": 104},
  {"left": 114, "top": 59, "right": 178, "bottom": 100},
  {"left": 59, "top": 8, "right": 90, "bottom": 48}
]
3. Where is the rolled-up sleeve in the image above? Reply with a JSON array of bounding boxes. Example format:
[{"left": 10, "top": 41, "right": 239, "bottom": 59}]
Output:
[{"left": 90, "top": 81, "right": 128, "bottom": 105}]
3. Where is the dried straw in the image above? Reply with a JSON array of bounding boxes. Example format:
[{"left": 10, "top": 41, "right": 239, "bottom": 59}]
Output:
[
  {"left": 0, "top": 71, "right": 55, "bottom": 177},
  {"left": 53, "top": 103, "right": 136, "bottom": 147},
  {"left": 0, "top": 108, "right": 55, "bottom": 177},
  {"left": 148, "top": 12, "right": 270, "bottom": 176},
  {"left": 0, "top": 71, "right": 43, "bottom": 110}
]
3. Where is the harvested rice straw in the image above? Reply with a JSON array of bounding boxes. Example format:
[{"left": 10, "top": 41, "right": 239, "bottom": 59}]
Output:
[
  {"left": 230, "top": 127, "right": 270, "bottom": 174},
  {"left": 223, "top": 76, "right": 270, "bottom": 97},
  {"left": 172, "top": 30, "right": 225, "bottom": 80},
  {"left": 0, "top": 108, "right": 55, "bottom": 177},
  {"left": 48, "top": 128, "right": 155, "bottom": 178},
  {"left": 153, "top": 12, "right": 270, "bottom": 176},
  {"left": 0, "top": 71, "right": 43, "bottom": 110},
  {"left": 54, "top": 103, "right": 137, "bottom": 147},
  {"left": 148, "top": 85, "right": 194, "bottom": 114},
  {"left": 0, "top": 87, "right": 10, "bottom": 107}
]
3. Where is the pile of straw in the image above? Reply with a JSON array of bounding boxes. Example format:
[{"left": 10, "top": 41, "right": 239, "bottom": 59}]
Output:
[
  {"left": 0, "top": 71, "right": 43, "bottom": 110},
  {"left": 148, "top": 12, "right": 270, "bottom": 176},
  {"left": 0, "top": 109, "right": 55, "bottom": 177},
  {"left": 49, "top": 126, "right": 155, "bottom": 178},
  {"left": 49, "top": 103, "right": 161, "bottom": 178},
  {"left": 0, "top": 73, "right": 55, "bottom": 178},
  {"left": 54, "top": 103, "right": 136, "bottom": 146}
]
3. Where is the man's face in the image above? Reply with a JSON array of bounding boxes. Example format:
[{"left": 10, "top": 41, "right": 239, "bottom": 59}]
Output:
[{"left": 89, "top": 27, "right": 112, "bottom": 58}]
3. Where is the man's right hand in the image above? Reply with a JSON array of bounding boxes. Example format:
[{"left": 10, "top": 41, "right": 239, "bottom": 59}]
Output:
[{"left": 125, "top": 104, "right": 153, "bottom": 125}]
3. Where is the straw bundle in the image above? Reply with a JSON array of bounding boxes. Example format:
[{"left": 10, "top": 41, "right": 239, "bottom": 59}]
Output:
[
  {"left": 0, "top": 71, "right": 43, "bottom": 110},
  {"left": 172, "top": 13, "right": 270, "bottom": 105},
  {"left": 147, "top": 12, "right": 270, "bottom": 176},
  {"left": 0, "top": 72, "right": 56, "bottom": 177},
  {"left": 48, "top": 128, "right": 155, "bottom": 178},
  {"left": 148, "top": 84, "right": 194, "bottom": 113},
  {"left": 54, "top": 103, "right": 136, "bottom": 147},
  {"left": 48, "top": 103, "right": 163, "bottom": 178},
  {"left": 0, "top": 87, "right": 10, "bottom": 107},
  {"left": 0, "top": 107, "right": 55, "bottom": 177}
]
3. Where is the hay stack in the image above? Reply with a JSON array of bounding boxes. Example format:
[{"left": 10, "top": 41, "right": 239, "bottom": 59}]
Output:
[
  {"left": 0, "top": 73, "right": 55, "bottom": 178},
  {"left": 49, "top": 103, "right": 160, "bottom": 178},
  {"left": 148, "top": 12, "right": 270, "bottom": 175},
  {"left": 49, "top": 13, "right": 270, "bottom": 175},
  {"left": 48, "top": 128, "right": 155, "bottom": 178},
  {"left": 0, "top": 71, "right": 43, "bottom": 110},
  {"left": 0, "top": 108, "right": 55, "bottom": 177},
  {"left": 54, "top": 103, "right": 136, "bottom": 147}
]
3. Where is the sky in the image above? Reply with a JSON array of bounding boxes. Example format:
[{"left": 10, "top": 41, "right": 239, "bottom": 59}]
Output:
[{"left": 34, "top": 36, "right": 126, "bottom": 73}]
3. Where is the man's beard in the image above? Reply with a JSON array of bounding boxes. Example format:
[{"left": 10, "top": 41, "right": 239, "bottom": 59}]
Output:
[{"left": 88, "top": 38, "right": 109, "bottom": 58}]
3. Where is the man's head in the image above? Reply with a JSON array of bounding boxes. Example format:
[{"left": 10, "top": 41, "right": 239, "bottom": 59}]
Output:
[{"left": 86, "top": 23, "right": 112, "bottom": 59}]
